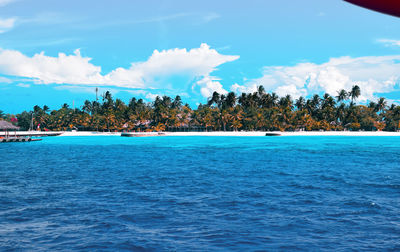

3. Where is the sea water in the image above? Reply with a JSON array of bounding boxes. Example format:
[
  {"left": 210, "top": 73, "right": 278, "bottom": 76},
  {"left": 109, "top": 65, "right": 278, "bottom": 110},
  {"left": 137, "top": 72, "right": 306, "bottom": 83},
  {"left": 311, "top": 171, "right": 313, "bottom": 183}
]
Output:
[{"left": 0, "top": 136, "right": 399, "bottom": 251}]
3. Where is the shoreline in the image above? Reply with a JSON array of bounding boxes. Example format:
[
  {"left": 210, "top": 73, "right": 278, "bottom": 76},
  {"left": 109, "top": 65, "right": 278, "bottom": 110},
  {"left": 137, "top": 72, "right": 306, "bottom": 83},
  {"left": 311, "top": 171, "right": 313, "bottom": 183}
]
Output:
[
  {"left": 4, "top": 131, "right": 399, "bottom": 137},
  {"left": 166, "top": 131, "right": 400, "bottom": 137}
]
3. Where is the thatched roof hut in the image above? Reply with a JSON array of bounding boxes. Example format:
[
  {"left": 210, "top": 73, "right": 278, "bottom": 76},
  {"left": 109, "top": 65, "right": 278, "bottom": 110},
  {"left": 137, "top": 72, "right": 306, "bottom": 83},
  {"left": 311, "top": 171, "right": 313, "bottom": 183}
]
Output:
[{"left": 0, "top": 120, "right": 19, "bottom": 130}]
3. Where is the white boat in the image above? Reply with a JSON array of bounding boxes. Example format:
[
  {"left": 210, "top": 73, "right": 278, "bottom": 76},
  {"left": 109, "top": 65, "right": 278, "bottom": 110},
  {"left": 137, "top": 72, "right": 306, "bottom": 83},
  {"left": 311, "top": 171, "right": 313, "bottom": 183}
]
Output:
[{"left": 121, "top": 132, "right": 166, "bottom": 137}]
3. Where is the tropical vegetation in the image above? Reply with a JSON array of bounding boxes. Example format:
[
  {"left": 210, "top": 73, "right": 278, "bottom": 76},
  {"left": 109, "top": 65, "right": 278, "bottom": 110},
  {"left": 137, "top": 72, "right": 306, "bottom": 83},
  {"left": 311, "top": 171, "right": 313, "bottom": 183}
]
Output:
[{"left": 2, "top": 85, "right": 400, "bottom": 132}]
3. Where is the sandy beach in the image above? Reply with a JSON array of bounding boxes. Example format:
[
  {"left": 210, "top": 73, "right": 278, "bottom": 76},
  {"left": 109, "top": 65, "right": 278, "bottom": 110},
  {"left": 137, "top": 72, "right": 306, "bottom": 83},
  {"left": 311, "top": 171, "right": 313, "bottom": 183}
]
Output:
[
  {"left": 165, "top": 131, "right": 400, "bottom": 137},
  {"left": 3, "top": 130, "right": 400, "bottom": 137}
]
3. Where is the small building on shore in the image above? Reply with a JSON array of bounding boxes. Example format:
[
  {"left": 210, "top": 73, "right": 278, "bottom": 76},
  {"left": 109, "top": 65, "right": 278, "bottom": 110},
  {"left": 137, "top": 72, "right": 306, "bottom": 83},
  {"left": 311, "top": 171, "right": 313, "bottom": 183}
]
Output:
[{"left": 0, "top": 120, "right": 20, "bottom": 138}]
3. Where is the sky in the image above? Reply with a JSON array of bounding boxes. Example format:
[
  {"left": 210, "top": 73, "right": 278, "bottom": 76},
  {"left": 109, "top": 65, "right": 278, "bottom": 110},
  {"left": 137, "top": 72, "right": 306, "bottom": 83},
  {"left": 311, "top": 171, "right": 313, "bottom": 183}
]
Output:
[{"left": 0, "top": 0, "right": 400, "bottom": 113}]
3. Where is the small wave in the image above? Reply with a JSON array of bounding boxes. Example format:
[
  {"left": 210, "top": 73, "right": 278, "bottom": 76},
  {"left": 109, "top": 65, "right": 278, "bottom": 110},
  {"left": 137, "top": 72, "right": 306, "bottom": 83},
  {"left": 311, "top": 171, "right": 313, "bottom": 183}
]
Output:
[
  {"left": 363, "top": 183, "right": 400, "bottom": 190},
  {"left": 343, "top": 200, "right": 382, "bottom": 209}
]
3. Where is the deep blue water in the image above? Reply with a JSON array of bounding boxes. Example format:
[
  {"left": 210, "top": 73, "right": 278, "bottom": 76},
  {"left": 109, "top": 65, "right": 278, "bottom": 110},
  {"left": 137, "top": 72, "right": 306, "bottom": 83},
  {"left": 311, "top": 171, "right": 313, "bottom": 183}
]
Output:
[{"left": 1, "top": 136, "right": 400, "bottom": 251}]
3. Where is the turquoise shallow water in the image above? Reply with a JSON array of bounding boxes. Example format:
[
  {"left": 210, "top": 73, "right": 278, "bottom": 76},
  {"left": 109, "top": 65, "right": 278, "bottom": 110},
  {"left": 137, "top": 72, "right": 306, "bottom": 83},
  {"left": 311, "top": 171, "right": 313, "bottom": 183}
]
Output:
[{"left": 0, "top": 136, "right": 400, "bottom": 251}]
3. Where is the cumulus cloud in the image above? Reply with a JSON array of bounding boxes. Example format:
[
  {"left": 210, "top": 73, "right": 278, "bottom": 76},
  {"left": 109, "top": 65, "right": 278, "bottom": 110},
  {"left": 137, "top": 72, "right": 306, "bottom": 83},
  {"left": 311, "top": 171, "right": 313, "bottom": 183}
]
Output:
[
  {"left": 0, "top": 49, "right": 104, "bottom": 84},
  {"left": 0, "top": 0, "right": 16, "bottom": 7},
  {"left": 105, "top": 43, "right": 239, "bottom": 89},
  {"left": 378, "top": 39, "right": 400, "bottom": 47},
  {"left": 232, "top": 55, "right": 400, "bottom": 102},
  {"left": 0, "top": 43, "right": 239, "bottom": 98},
  {"left": 0, "top": 17, "right": 16, "bottom": 33},
  {"left": 231, "top": 83, "right": 257, "bottom": 94},
  {"left": 197, "top": 76, "right": 227, "bottom": 98}
]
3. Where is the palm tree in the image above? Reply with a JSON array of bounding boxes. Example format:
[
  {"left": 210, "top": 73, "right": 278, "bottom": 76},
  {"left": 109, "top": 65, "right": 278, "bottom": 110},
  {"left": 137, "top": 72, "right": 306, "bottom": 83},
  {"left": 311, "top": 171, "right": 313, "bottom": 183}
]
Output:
[
  {"left": 43, "top": 105, "right": 50, "bottom": 113},
  {"left": 389, "top": 106, "right": 400, "bottom": 131},
  {"left": 82, "top": 100, "right": 93, "bottom": 114},
  {"left": 129, "top": 97, "right": 137, "bottom": 110},
  {"left": 238, "top": 93, "right": 248, "bottom": 108},
  {"left": 295, "top": 97, "right": 305, "bottom": 111},
  {"left": 102, "top": 91, "right": 114, "bottom": 109},
  {"left": 172, "top": 95, "right": 182, "bottom": 109},
  {"left": 376, "top": 97, "right": 387, "bottom": 113},
  {"left": 231, "top": 107, "right": 243, "bottom": 131},
  {"left": 220, "top": 109, "right": 232, "bottom": 131},
  {"left": 336, "top": 103, "right": 346, "bottom": 125},
  {"left": 219, "top": 94, "right": 226, "bottom": 108},
  {"left": 7, "top": 87, "right": 400, "bottom": 132},
  {"left": 368, "top": 101, "right": 377, "bottom": 112},
  {"left": 92, "top": 101, "right": 100, "bottom": 115},
  {"left": 256, "top": 85, "right": 266, "bottom": 106},
  {"left": 278, "top": 95, "right": 292, "bottom": 110},
  {"left": 226, "top": 92, "right": 236, "bottom": 108},
  {"left": 336, "top": 89, "right": 348, "bottom": 103},
  {"left": 349, "top": 85, "right": 361, "bottom": 102},
  {"left": 161, "top": 96, "right": 172, "bottom": 108},
  {"left": 103, "top": 109, "right": 116, "bottom": 131},
  {"left": 208, "top": 91, "right": 220, "bottom": 107},
  {"left": 114, "top": 98, "right": 127, "bottom": 127},
  {"left": 285, "top": 95, "right": 293, "bottom": 109},
  {"left": 257, "top": 85, "right": 266, "bottom": 96},
  {"left": 270, "top": 93, "right": 279, "bottom": 107},
  {"left": 322, "top": 93, "right": 336, "bottom": 109},
  {"left": 311, "top": 94, "right": 321, "bottom": 110}
]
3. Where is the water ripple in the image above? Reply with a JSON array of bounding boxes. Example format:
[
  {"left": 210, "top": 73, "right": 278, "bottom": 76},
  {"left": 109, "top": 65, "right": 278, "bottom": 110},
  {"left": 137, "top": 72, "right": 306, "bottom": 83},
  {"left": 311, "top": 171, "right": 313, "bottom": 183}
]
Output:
[{"left": 0, "top": 136, "right": 400, "bottom": 251}]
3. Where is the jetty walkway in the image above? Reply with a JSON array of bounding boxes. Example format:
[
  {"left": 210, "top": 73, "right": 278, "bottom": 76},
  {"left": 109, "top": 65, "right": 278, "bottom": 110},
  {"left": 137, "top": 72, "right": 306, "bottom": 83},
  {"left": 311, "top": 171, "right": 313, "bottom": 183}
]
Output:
[{"left": 0, "top": 131, "right": 63, "bottom": 137}]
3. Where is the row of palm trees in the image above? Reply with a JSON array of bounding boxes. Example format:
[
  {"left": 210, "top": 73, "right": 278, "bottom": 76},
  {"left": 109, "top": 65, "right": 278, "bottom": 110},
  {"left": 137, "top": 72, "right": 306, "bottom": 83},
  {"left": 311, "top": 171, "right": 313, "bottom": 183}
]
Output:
[{"left": 2, "top": 85, "right": 400, "bottom": 132}]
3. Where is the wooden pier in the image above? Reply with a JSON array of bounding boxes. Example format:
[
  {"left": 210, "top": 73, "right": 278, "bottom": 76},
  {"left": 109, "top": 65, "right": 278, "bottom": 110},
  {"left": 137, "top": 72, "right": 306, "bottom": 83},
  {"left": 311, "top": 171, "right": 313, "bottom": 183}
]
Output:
[
  {"left": 0, "top": 131, "right": 62, "bottom": 137},
  {"left": 0, "top": 137, "right": 42, "bottom": 143}
]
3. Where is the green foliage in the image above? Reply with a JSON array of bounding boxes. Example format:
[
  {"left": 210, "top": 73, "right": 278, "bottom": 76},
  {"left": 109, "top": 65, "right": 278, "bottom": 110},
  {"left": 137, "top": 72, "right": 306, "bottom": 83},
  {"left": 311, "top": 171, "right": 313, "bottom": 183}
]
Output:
[
  {"left": 3, "top": 85, "right": 400, "bottom": 132},
  {"left": 16, "top": 111, "right": 32, "bottom": 130}
]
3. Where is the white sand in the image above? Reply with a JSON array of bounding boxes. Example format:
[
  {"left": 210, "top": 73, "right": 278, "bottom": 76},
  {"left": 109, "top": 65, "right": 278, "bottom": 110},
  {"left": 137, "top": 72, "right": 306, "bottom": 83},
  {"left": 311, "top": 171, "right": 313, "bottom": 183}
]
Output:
[
  {"left": 62, "top": 131, "right": 400, "bottom": 137},
  {"left": 3, "top": 130, "right": 400, "bottom": 137},
  {"left": 166, "top": 131, "right": 400, "bottom": 137},
  {"left": 0, "top": 131, "right": 119, "bottom": 137},
  {"left": 59, "top": 131, "right": 120, "bottom": 136}
]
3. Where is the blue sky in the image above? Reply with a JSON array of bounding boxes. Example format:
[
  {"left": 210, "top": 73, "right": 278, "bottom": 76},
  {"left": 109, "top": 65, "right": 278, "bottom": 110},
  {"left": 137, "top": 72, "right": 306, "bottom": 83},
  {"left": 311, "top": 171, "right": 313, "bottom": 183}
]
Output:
[{"left": 0, "top": 0, "right": 400, "bottom": 113}]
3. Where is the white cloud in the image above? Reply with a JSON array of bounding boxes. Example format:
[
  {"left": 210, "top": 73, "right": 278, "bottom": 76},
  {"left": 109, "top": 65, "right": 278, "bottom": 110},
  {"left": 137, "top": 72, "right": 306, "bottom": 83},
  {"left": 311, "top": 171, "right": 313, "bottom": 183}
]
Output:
[
  {"left": 275, "top": 84, "right": 307, "bottom": 98},
  {"left": 197, "top": 76, "right": 227, "bottom": 98},
  {"left": 106, "top": 43, "right": 238, "bottom": 88},
  {"left": 0, "top": 43, "right": 239, "bottom": 98},
  {"left": 231, "top": 83, "right": 257, "bottom": 94},
  {"left": 0, "top": 0, "right": 16, "bottom": 7},
  {"left": 0, "top": 76, "right": 11, "bottom": 83},
  {"left": 145, "top": 92, "right": 160, "bottom": 101},
  {"left": 202, "top": 12, "right": 220, "bottom": 23},
  {"left": 0, "top": 17, "right": 16, "bottom": 33},
  {"left": 124, "top": 89, "right": 161, "bottom": 101},
  {"left": 0, "top": 49, "right": 104, "bottom": 84},
  {"left": 378, "top": 39, "right": 400, "bottom": 47},
  {"left": 233, "top": 55, "right": 400, "bottom": 101},
  {"left": 16, "top": 83, "right": 30, "bottom": 88}
]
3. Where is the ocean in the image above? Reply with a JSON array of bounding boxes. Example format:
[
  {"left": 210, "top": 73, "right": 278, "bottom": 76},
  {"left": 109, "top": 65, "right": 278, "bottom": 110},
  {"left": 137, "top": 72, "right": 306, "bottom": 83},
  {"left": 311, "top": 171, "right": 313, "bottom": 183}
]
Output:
[{"left": 1, "top": 136, "right": 399, "bottom": 251}]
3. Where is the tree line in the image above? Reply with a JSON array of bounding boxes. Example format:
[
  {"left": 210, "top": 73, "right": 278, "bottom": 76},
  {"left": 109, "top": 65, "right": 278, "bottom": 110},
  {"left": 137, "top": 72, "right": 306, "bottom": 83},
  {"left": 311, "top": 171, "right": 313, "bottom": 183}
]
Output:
[{"left": 1, "top": 85, "right": 400, "bottom": 132}]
